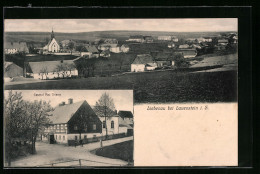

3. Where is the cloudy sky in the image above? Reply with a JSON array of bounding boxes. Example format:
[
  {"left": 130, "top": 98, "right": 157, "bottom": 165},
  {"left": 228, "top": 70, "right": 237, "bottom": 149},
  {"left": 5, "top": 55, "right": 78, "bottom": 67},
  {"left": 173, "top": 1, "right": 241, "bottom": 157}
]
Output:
[
  {"left": 4, "top": 18, "right": 237, "bottom": 33},
  {"left": 4, "top": 90, "right": 133, "bottom": 112}
]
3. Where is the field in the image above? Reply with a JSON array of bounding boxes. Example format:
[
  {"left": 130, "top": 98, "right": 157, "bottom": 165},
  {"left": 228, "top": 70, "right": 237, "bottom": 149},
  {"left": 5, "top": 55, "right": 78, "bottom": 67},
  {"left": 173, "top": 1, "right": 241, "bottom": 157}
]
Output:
[
  {"left": 5, "top": 31, "right": 226, "bottom": 43},
  {"left": 92, "top": 140, "right": 133, "bottom": 163},
  {"left": 5, "top": 70, "right": 237, "bottom": 103}
]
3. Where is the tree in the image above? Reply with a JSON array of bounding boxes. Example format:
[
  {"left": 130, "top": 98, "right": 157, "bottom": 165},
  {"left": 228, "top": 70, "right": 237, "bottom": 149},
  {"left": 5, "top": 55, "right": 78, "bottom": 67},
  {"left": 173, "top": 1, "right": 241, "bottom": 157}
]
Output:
[
  {"left": 94, "top": 93, "right": 115, "bottom": 139},
  {"left": 68, "top": 41, "right": 75, "bottom": 54},
  {"left": 26, "top": 100, "right": 52, "bottom": 154},
  {"left": 4, "top": 91, "right": 26, "bottom": 166},
  {"left": 39, "top": 66, "right": 48, "bottom": 80},
  {"left": 56, "top": 63, "right": 69, "bottom": 78}
]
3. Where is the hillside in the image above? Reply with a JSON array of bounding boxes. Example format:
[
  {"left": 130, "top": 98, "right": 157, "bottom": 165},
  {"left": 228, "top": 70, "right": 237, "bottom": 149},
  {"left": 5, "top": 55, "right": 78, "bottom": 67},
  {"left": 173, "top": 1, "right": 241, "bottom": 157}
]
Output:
[{"left": 4, "top": 30, "right": 235, "bottom": 43}]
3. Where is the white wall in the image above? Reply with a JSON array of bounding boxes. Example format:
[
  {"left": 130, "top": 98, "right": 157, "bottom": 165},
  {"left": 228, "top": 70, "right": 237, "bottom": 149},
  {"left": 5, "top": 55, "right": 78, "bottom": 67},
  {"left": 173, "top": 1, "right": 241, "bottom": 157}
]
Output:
[
  {"left": 99, "top": 116, "right": 119, "bottom": 135},
  {"left": 67, "top": 133, "right": 102, "bottom": 140},
  {"left": 131, "top": 64, "right": 145, "bottom": 72}
]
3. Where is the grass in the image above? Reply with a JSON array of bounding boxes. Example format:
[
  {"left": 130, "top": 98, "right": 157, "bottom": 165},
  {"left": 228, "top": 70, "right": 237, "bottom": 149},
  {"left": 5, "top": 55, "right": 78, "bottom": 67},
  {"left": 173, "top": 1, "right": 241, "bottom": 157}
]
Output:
[
  {"left": 91, "top": 140, "right": 133, "bottom": 163},
  {"left": 5, "top": 70, "right": 237, "bottom": 103}
]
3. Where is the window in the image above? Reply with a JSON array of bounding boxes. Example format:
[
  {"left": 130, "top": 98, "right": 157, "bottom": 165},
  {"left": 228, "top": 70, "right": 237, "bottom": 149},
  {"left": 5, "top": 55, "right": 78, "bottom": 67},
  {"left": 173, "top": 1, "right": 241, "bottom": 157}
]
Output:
[
  {"left": 74, "top": 125, "right": 78, "bottom": 130},
  {"left": 56, "top": 135, "right": 57, "bottom": 140},
  {"left": 63, "top": 136, "right": 65, "bottom": 140},
  {"left": 61, "top": 124, "right": 64, "bottom": 129},
  {"left": 75, "top": 136, "right": 77, "bottom": 140},
  {"left": 111, "top": 121, "right": 114, "bottom": 129},
  {"left": 84, "top": 135, "right": 87, "bottom": 139},
  {"left": 93, "top": 124, "right": 96, "bottom": 130},
  {"left": 54, "top": 125, "right": 57, "bottom": 129},
  {"left": 103, "top": 121, "right": 106, "bottom": 128},
  {"left": 57, "top": 124, "right": 60, "bottom": 129},
  {"left": 59, "top": 135, "right": 61, "bottom": 140}
]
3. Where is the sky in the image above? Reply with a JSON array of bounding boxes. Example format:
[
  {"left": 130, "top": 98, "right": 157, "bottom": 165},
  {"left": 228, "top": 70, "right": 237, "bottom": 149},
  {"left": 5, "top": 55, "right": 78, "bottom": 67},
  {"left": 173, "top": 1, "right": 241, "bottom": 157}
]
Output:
[
  {"left": 4, "top": 19, "right": 237, "bottom": 33},
  {"left": 4, "top": 90, "right": 133, "bottom": 112}
]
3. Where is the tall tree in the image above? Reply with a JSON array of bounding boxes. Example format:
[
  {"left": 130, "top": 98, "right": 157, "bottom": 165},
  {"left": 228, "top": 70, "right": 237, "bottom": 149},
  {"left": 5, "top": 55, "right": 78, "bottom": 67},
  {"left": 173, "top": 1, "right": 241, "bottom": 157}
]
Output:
[
  {"left": 68, "top": 41, "right": 75, "bottom": 54},
  {"left": 26, "top": 100, "right": 52, "bottom": 154},
  {"left": 4, "top": 91, "right": 26, "bottom": 166},
  {"left": 94, "top": 93, "right": 115, "bottom": 139}
]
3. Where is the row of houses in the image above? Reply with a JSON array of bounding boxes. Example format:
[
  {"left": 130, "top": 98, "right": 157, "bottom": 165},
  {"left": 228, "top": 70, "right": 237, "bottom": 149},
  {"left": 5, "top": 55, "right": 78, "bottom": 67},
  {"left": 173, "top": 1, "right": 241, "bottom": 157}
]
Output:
[
  {"left": 126, "top": 35, "right": 179, "bottom": 43},
  {"left": 42, "top": 98, "right": 133, "bottom": 145},
  {"left": 130, "top": 50, "right": 196, "bottom": 72}
]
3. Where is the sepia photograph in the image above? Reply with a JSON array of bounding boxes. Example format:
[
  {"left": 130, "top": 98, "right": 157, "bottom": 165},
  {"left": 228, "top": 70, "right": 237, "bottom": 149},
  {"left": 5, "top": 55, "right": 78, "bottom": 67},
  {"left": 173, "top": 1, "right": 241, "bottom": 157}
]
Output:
[
  {"left": 4, "top": 18, "right": 238, "bottom": 103},
  {"left": 4, "top": 90, "right": 134, "bottom": 167}
]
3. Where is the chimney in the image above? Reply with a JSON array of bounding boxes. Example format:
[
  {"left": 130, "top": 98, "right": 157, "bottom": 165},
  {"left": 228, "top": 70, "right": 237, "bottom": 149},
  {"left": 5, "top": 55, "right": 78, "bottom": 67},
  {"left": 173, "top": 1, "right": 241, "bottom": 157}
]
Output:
[
  {"left": 59, "top": 101, "right": 65, "bottom": 106},
  {"left": 68, "top": 98, "right": 73, "bottom": 104}
]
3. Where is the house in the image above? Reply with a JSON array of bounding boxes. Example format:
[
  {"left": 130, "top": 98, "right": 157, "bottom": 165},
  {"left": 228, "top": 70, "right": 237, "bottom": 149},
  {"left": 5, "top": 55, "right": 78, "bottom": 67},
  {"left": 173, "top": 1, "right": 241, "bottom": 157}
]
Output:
[
  {"left": 154, "top": 52, "right": 174, "bottom": 67},
  {"left": 180, "top": 49, "right": 197, "bottom": 58},
  {"left": 43, "top": 29, "right": 60, "bottom": 53},
  {"left": 121, "top": 44, "right": 130, "bottom": 53},
  {"left": 218, "top": 39, "right": 229, "bottom": 44},
  {"left": 172, "top": 36, "right": 179, "bottom": 42},
  {"left": 131, "top": 54, "right": 157, "bottom": 72},
  {"left": 143, "top": 36, "right": 153, "bottom": 43},
  {"left": 26, "top": 60, "right": 78, "bottom": 80},
  {"left": 42, "top": 99, "right": 103, "bottom": 145},
  {"left": 98, "top": 44, "right": 117, "bottom": 51},
  {"left": 197, "top": 37, "right": 206, "bottom": 43},
  {"left": 4, "top": 62, "right": 23, "bottom": 81},
  {"left": 4, "top": 42, "right": 29, "bottom": 54},
  {"left": 100, "top": 50, "right": 111, "bottom": 58},
  {"left": 158, "top": 36, "right": 172, "bottom": 41},
  {"left": 104, "top": 39, "right": 118, "bottom": 44},
  {"left": 179, "top": 44, "right": 190, "bottom": 49},
  {"left": 94, "top": 39, "right": 102, "bottom": 45},
  {"left": 168, "top": 42, "right": 175, "bottom": 48},
  {"left": 126, "top": 35, "right": 144, "bottom": 43},
  {"left": 118, "top": 111, "right": 134, "bottom": 136},
  {"left": 109, "top": 45, "right": 121, "bottom": 53},
  {"left": 81, "top": 45, "right": 99, "bottom": 58},
  {"left": 204, "top": 37, "right": 212, "bottom": 42}
]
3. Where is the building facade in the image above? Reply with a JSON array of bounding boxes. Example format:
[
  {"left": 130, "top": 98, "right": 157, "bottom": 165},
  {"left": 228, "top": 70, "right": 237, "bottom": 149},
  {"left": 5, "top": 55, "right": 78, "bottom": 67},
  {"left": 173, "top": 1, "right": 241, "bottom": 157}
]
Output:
[{"left": 43, "top": 29, "right": 60, "bottom": 53}]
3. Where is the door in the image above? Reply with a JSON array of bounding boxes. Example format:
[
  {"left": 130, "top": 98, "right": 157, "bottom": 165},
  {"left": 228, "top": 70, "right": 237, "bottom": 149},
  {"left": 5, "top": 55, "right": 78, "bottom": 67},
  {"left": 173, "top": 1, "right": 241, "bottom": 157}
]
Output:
[{"left": 49, "top": 135, "right": 55, "bottom": 144}]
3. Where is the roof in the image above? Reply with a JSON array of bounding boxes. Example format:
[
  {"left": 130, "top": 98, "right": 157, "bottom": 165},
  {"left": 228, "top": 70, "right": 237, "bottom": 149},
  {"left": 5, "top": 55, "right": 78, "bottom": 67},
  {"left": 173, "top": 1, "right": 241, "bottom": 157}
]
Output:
[
  {"left": 4, "top": 62, "right": 13, "bottom": 69},
  {"left": 5, "top": 42, "right": 29, "bottom": 51},
  {"left": 132, "top": 54, "right": 155, "bottom": 64},
  {"left": 49, "top": 100, "right": 85, "bottom": 124},
  {"left": 119, "top": 117, "right": 133, "bottom": 129},
  {"left": 101, "top": 50, "right": 110, "bottom": 54},
  {"left": 118, "top": 111, "right": 133, "bottom": 118},
  {"left": 28, "top": 60, "right": 76, "bottom": 74},
  {"left": 100, "top": 44, "right": 118, "bottom": 48},
  {"left": 181, "top": 49, "right": 197, "bottom": 56},
  {"left": 91, "top": 106, "right": 118, "bottom": 117},
  {"left": 85, "top": 45, "right": 99, "bottom": 53}
]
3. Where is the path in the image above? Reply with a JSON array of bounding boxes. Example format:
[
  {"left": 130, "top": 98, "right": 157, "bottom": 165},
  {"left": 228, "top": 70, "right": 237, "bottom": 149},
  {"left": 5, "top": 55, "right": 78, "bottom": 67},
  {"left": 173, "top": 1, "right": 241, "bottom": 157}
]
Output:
[{"left": 9, "top": 136, "right": 133, "bottom": 167}]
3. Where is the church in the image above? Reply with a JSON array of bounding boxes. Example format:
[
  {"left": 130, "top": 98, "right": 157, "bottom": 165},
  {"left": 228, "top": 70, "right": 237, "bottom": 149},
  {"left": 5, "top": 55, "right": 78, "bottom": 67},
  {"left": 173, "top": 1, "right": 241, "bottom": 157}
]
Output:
[{"left": 43, "top": 29, "right": 60, "bottom": 52}]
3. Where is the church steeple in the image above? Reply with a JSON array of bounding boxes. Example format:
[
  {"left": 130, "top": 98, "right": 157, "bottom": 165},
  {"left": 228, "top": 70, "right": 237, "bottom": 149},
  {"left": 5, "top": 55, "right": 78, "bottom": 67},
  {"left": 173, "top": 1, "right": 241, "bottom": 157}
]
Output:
[{"left": 51, "top": 27, "right": 55, "bottom": 39}]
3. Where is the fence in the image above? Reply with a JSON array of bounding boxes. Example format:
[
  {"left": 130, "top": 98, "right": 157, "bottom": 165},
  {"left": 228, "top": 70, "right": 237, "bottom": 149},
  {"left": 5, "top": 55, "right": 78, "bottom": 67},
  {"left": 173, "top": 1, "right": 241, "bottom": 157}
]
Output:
[{"left": 36, "top": 158, "right": 131, "bottom": 167}]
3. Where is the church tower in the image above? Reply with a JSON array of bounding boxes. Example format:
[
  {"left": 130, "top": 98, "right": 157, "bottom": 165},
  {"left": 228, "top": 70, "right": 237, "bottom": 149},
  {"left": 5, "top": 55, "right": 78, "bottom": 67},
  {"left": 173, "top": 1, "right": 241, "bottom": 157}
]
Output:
[{"left": 51, "top": 28, "right": 55, "bottom": 40}]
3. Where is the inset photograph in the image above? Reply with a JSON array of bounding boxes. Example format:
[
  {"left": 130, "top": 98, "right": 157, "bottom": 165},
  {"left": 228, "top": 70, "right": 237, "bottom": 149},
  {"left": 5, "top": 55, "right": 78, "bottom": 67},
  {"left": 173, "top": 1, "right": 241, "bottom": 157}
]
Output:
[{"left": 4, "top": 90, "right": 133, "bottom": 167}]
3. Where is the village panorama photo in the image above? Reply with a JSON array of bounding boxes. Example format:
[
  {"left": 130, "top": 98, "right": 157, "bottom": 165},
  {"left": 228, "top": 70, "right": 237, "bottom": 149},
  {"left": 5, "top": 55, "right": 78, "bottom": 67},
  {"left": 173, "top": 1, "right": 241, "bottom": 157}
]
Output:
[
  {"left": 4, "top": 19, "right": 238, "bottom": 103},
  {"left": 4, "top": 90, "right": 134, "bottom": 167}
]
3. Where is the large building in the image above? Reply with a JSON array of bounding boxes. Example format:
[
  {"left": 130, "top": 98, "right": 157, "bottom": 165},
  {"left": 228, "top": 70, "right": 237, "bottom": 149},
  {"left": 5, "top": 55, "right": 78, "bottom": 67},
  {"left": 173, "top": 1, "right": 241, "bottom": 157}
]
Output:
[
  {"left": 131, "top": 54, "right": 157, "bottom": 72},
  {"left": 4, "top": 42, "right": 29, "bottom": 54},
  {"left": 42, "top": 99, "right": 133, "bottom": 145},
  {"left": 43, "top": 29, "right": 60, "bottom": 53},
  {"left": 127, "top": 35, "right": 145, "bottom": 43},
  {"left": 26, "top": 60, "right": 78, "bottom": 80}
]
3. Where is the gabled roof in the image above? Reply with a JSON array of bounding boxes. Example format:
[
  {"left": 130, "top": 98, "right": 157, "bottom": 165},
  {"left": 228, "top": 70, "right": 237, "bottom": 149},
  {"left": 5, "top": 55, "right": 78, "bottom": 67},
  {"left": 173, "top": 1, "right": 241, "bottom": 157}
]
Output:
[
  {"left": 132, "top": 54, "right": 155, "bottom": 64},
  {"left": 28, "top": 60, "right": 76, "bottom": 74},
  {"left": 85, "top": 45, "right": 99, "bottom": 53},
  {"left": 5, "top": 42, "right": 29, "bottom": 51},
  {"left": 118, "top": 111, "right": 133, "bottom": 118},
  {"left": 49, "top": 100, "right": 85, "bottom": 124}
]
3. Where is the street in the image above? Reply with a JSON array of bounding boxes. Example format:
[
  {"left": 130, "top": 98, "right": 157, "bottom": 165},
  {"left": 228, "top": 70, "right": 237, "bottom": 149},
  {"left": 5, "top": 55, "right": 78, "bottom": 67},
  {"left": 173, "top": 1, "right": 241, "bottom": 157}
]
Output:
[{"left": 9, "top": 136, "right": 133, "bottom": 167}]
